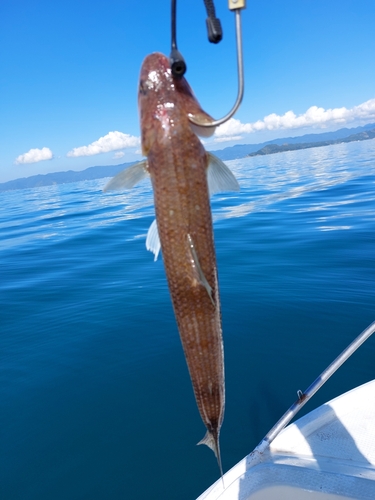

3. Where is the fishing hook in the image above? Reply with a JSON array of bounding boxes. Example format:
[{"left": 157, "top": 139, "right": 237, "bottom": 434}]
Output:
[
  {"left": 170, "top": 0, "right": 246, "bottom": 128},
  {"left": 190, "top": 1, "right": 245, "bottom": 128}
]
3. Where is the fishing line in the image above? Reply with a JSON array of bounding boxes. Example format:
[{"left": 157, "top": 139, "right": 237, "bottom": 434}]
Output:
[
  {"left": 170, "top": 0, "right": 223, "bottom": 78},
  {"left": 170, "top": 0, "right": 187, "bottom": 77},
  {"left": 203, "top": 0, "right": 223, "bottom": 43}
]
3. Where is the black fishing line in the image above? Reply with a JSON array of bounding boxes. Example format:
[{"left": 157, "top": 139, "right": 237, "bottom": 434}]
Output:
[
  {"left": 170, "top": 0, "right": 223, "bottom": 77},
  {"left": 203, "top": 0, "right": 223, "bottom": 43},
  {"left": 170, "top": 0, "right": 187, "bottom": 77}
]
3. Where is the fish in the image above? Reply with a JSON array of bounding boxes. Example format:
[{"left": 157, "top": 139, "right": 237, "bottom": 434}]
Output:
[{"left": 104, "top": 52, "right": 239, "bottom": 475}]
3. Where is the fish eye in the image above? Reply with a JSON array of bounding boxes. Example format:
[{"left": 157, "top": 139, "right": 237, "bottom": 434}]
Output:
[{"left": 139, "top": 80, "right": 148, "bottom": 96}]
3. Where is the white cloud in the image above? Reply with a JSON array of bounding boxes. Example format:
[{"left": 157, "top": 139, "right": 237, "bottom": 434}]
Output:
[
  {"left": 214, "top": 135, "right": 243, "bottom": 143},
  {"left": 214, "top": 119, "right": 252, "bottom": 139},
  {"left": 214, "top": 98, "right": 375, "bottom": 140},
  {"left": 14, "top": 147, "right": 53, "bottom": 165},
  {"left": 113, "top": 151, "right": 125, "bottom": 159},
  {"left": 67, "top": 131, "right": 140, "bottom": 157}
]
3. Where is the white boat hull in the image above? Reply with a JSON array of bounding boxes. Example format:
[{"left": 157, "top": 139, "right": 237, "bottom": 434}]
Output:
[{"left": 198, "top": 380, "right": 375, "bottom": 500}]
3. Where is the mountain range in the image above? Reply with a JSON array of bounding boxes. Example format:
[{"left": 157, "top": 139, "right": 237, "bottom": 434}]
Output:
[
  {"left": 0, "top": 163, "right": 133, "bottom": 192},
  {"left": 1, "top": 122, "right": 375, "bottom": 192},
  {"left": 213, "top": 122, "right": 375, "bottom": 160},
  {"left": 247, "top": 127, "right": 375, "bottom": 157}
]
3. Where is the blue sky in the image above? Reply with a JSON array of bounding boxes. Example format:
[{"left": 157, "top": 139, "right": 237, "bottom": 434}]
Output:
[{"left": 1, "top": 0, "right": 375, "bottom": 183}]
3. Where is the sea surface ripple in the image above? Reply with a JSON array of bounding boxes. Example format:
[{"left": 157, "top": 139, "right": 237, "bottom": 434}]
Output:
[{"left": 1, "top": 140, "right": 375, "bottom": 499}]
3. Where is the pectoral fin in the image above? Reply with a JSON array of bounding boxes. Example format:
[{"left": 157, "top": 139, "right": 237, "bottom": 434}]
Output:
[
  {"left": 103, "top": 160, "right": 149, "bottom": 191},
  {"left": 207, "top": 152, "right": 240, "bottom": 196},
  {"left": 146, "top": 219, "right": 161, "bottom": 261},
  {"left": 187, "top": 234, "right": 215, "bottom": 307}
]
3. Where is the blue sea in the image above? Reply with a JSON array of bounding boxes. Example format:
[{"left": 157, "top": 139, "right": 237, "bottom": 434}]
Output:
[{"left": 1, "top": 140, "right": 375, "bottom": 499}]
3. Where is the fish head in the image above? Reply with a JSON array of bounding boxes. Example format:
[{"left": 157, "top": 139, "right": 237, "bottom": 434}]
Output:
[
  {"left": 138, "top": 52, "right": 216, "bottom": 155},
  {"left": 138, "top": 53, "right": 175, "bottom": 155}
]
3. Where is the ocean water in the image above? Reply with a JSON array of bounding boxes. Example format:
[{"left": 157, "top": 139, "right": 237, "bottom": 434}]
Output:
[{"left": 1, "top": 140, "right": 375, "bottom": 499}]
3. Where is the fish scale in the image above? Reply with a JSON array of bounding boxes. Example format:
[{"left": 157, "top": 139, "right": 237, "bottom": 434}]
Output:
[{"left": 150, "top": 134, "right": 225, "bottom": 439}]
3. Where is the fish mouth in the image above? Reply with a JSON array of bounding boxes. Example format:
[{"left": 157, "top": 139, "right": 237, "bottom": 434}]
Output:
[
  {"left": 139, "top": 52, "right": 171, "bottom": 83},
  {"left": 144, "top": 52, "right": 170, "bottom": 68}
]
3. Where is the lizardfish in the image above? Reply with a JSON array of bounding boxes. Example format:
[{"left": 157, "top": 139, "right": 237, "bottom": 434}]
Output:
[{"left": 104, "top": 52, "right": 239, "bottom": 475}]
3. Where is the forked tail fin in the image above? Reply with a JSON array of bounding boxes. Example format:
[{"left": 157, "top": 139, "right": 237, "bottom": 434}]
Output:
[{"left": 198, "top": 430, "right": 224, "bottom": 481}]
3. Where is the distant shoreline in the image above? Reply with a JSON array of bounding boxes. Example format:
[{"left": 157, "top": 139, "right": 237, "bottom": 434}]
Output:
[
  {"left": 247, "top": 128, "right": 375, "bottom": 157},
  {"left": 2, "top": 122, "right": 375, "bottom": 192}
]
